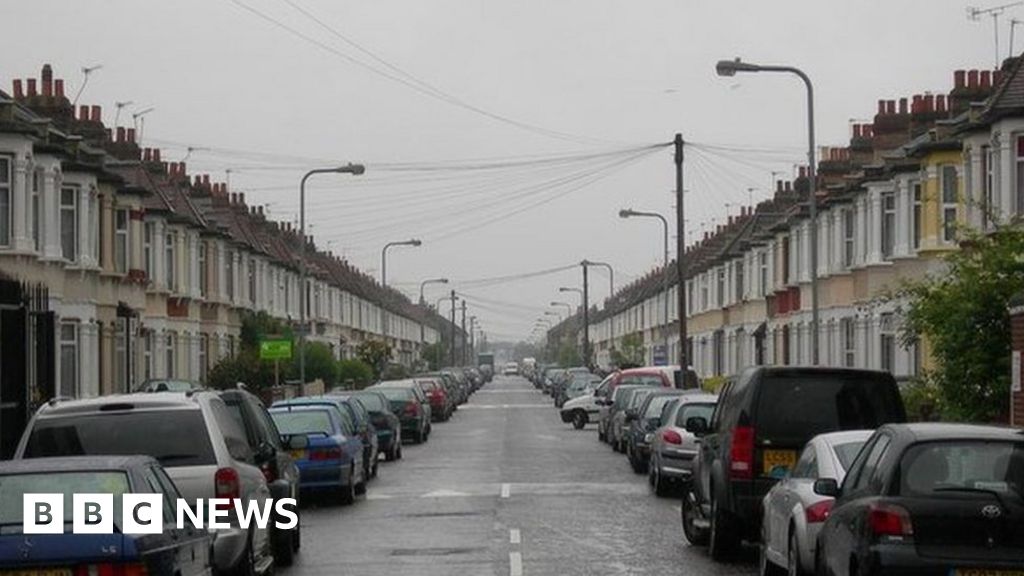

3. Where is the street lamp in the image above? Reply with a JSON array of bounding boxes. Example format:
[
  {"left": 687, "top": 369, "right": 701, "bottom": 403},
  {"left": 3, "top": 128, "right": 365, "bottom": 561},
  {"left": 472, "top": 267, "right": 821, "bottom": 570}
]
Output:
[
  {"left": 299, "top": 163, "right": 365, "bottom": 386},
  {"left": 716, "top": 57, "right": 820, "bottom": 365},
  {"left": 381, "top": 238, "right": 422, "bottom": 348},
  {"left": 550, "top": 301, "right": 573, "bottom": 316},
  {"left": 619, "top": 208, "right": 670, "bottom": 364}
]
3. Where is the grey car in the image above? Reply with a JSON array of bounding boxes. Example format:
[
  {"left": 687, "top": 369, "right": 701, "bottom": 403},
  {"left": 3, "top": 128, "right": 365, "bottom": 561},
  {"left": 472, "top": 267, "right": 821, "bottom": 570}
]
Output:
[
  {"left": 16, "top": 392, "right": 276, "bottom": 576},
  {"left": 760, "top": 430, "right": 872, "bottom": 576},
  {"left": 648, "top": 393, "right": 717, "bottom": 496},
  {"left": 609, "top": 387, "right": 658, "bottom": 453}
]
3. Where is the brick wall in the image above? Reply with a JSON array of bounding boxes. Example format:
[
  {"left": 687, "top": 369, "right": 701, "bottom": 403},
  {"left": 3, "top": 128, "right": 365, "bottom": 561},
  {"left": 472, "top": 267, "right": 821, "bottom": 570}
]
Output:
[{"left": 1011, "top": 306, "right": 1024, "bottom": 428}]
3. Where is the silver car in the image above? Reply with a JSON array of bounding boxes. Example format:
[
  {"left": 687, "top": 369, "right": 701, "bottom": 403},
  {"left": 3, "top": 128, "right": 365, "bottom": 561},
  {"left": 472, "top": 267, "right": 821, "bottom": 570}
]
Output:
[
  {"left": 647, "top": 393, "right": 717, "bottom": 495},
  {"left": 760, "top": 430, "right": 872, "bottom": 576},
  {"left": 610, "top": 387, "right": 659, "bottom": 453},
  {"left": 16, "top": 392, "right": 275, "bottom": 575}
]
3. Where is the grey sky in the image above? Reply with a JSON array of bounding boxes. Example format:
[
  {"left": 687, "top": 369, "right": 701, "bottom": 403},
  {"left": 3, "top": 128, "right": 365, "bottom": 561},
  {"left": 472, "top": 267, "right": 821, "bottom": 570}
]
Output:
[{"left": 2, "top": 0, "right": 998, "bottom": 341}]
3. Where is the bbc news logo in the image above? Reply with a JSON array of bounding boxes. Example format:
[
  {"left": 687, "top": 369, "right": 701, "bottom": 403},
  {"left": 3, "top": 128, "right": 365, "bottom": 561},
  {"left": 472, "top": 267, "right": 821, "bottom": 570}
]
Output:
[{"left": 23, "top": 494, "right": 298, "bottom": 534}]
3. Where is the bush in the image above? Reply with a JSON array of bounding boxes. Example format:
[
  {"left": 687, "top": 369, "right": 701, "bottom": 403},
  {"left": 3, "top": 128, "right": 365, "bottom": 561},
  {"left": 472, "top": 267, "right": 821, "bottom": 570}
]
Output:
[
  {"left": 338, "top": 359, "right": 375, "bottom": 389},
  {"left": 381, "top": 363, "right": 409, "bottom": 381},
  {"left": 286, "top": 341, "right": 338, "bottom": 386},
  {"left": 701, "top": 375, "right": 728, "bottom": 394},
  {"left": 900, "top": 377, "right": 944, "bottom": 422},
  {"left": 207, "top": 351, "right": 276, "bottom": 390}
]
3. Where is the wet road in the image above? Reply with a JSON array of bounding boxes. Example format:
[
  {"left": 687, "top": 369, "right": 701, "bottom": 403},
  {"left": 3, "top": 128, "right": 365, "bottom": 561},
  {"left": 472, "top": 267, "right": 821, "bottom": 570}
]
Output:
[{"left": 284, "top": 375, "right": 757, "bottom": 576}]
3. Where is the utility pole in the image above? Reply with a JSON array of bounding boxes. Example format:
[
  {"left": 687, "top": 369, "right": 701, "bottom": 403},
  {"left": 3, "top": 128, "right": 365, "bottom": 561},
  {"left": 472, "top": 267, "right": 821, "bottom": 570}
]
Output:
[
  {"left": 449, "top": 291, "right": 457, "bottom": 368},
  {"left": 582, "top": 264, "right": 591, "bottom": 368},
  {"left": 674, "top": 133, "right": 689, "bottom": 383},
  {"left": 460, "top": 300, "right": 467, "bottom": 366}
]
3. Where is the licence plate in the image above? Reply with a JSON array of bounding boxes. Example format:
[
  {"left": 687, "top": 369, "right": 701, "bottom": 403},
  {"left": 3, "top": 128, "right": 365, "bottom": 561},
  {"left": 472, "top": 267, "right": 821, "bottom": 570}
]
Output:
[
  {"left": 763, "top": 449, "right": 797, "bottom": 477},
  {"left": 290, "top": 449, "right": 306, "bottom": 460},
  {"left": 954, "top": 571, "right": 1024, "bottom": 576},
  {"left": 1, "top": 570, "right": 73, "bottom": 576}
]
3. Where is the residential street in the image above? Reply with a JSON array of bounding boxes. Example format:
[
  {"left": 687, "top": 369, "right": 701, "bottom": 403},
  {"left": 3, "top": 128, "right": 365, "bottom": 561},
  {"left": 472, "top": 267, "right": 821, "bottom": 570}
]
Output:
[{"left": 286, "top": 375, "right": 756, "bottom": 576}]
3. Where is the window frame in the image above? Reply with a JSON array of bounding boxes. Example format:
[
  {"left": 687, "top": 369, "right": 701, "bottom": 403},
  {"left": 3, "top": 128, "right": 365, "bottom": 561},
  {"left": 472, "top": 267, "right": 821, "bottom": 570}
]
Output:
[
  {"left": 0, "top": 155, "right": 12, "bottom": 248},
  {"left": 880, "top": 191, "right": 896, "bottom": 259},
  {"left": 60, "top": 185, "right": 79, "bottom": 262},
  {"left": 59, "top": 320, "right": 80, "bottom": 397},
  {"left": 940, "top": 165, "right": 958, "bottom": 243},
  {"left": 164, "top": 230, "right": 176, "bottom": 292},
  {"left": 114, "top": 208, "right": 129, "bottom": 274}
]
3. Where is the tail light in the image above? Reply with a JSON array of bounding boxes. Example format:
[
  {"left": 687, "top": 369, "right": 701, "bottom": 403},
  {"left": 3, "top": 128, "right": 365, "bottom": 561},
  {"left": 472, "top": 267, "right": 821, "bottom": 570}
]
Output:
[
  {"left": 805, "top": 500, "right": 834, "bottom": 523},
  {"left": 662, "top": 430, "right": 683, "bottom": 445},
  {"left": 309, "top": 447, "right": 343, "bottom": 461},
  {"left": 404, "top": 402, "right": 420, "bottom": 416},
  {"left": 75, "top": 563, "right": 149, "bottom": 576},
  {"left": 214, "top": 467, "right": 240, "bottom": 511},
  {"left": 869, "top": 503, "right": 914, "bottom": 541},
  {"left": 729, "top": 426, "right": 754, "bottom": 480}
]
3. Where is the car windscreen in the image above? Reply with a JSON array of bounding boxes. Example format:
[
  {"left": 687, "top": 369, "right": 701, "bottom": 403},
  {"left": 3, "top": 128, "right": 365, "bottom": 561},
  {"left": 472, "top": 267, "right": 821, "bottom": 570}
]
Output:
[
  {"left": 676, "top": 403, "right": 715, "bottom": 427},
  {"left": 643, "top": 395, "right": 679, "bottom": 419},
  {"left": 898, "top": 440, "right": 1023, "bottom": 498},
  {"left": 270, "top": 409, "right": 334, "bottom": 435},
  {"left": 23, "top": 410, "right": 216, "bottom": 467},
  {"left": 619, "top": 374, "right": 664, "bottom": 387},
  {"left": 353, "top": 393, "right": 385, "bottom": 413},
  {"left": 833, "top": 440, "right": 869, "bottom": 472},
  {"left": 374, "top": 387, "right": 415, "bottom": 401},
  {"left": 755, "top": 374, "right": 904, "bottom": 445},
  {"left": 0, "top": 471, "right": 130, "bottom": 534}
]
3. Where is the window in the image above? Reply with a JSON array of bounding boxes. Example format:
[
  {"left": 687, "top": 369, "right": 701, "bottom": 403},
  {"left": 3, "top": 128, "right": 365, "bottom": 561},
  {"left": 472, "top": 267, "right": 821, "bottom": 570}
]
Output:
[
  {"left": 0, "top": 156, "right": 10, "bottom": 247},
  {"left": 198, "top": 241, "right": 208, "bottom": 298},
  {"left": 850, "top": 434, "right": 891, "bottom": 493},
  {"left": 880, "top": 313, "right": 896, "bottom": 374},
  {"left": 687, "top": 281, "right": 694, "bottom": 315},
  {"left": 841, "top": 317, "right": 856, "bottom": 368},
  {"left": 716, "top": 268, "right": 725, "bottom": 308},
  {"left": 843, "top": 208, "right": 855, "bottom": 269},
  {"left": 59, "top": 321, "right": 79, "bottom": 397},
  {"left": 226, "top": 250, "right": 235, "bottom": 301},
  {"left": 700, "top": 276, "right": 708, "bottom": 311},
  {"left": 165, "top": 331, "right": 176, "bottom": 379},
  {"left": 248, "top": 259, "right": 257, "bottom": 305},
  {"left": 143, "top": 223, "right": 154, "bottom": 279},
  {"left": 981, "top": 145, "right": 994, "bottom": 225},
  {"left": 114, "top": 209, "right": 129, "bottom": 273},
  {"left": 781, "top": 236, "right": 791, "bottom": 284},
  {"left": 758, "top": 252, "right": 768, "bottom": 297},
  {"left": 199, "top": 333, "right": 209, "bottom": 383},
  {"left": 735, "top": 261, "right": 744, "bottom": 303},
  {"left": 114, "top": 317, "right": 128, "bottom": 393},
  {"left": 60, "top": 186, "right": 78, "bottom": 261},
  {"left": 32, "top": 168, "right": 41, "bottom": 251},
  {"left": 143, "top": 330, "right": 154, "bottom": 381},
  {"left": 881, "top": 192, "right": 895, "bottom": 258},
  {"left": 941, "top": 165, "right": 958, "bottom": 242},
  {"left": 1017, "top": 136, "right": 1024, "bottom": 216},
  {"left": 165, "top": 231, "right": 176, "bottom": 291},
  {"left": 912, "top": 182, "right": 922, "bottom": 250}
]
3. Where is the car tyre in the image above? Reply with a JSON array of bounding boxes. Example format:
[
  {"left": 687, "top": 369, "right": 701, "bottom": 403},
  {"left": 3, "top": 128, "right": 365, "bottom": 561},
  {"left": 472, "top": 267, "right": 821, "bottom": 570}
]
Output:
[
  {"left": 629, "top": 445, "right": 646, "bottom": 474},
  {"left": 571, "top": 410, "right": 587, "bottom": 430},
  {"left": 759, "top": 525, "right": 784, "bottom": 576},
  {"left": 231, "top": 534, "right": 257, "bottom": 576},
  {"left": 787, "top": 529, "right": 804, "bottom": 576},
  {"left": 681, "top": 489, "right": 709, "bottom": 546},
  {"left": 598, "top": 426, "right": 607, "bottom": 443},
  {"left": 274, "top": 525, "right": 295, "bottom": 567},
  {"left": 339, "top": 468, "right": 356, "bottom": 506},
  {"left": 709, "top": 498, "right": 739, "bottom": 561}
]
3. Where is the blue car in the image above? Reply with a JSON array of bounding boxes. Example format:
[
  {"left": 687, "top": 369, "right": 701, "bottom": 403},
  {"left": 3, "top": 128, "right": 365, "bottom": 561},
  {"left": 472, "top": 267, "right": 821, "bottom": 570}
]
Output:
[
  {"left": 0, "top": 455, "right": 212, "bottom": 575},
  {"left": 273, "top": 396, "right": 379, "bottom": 482},
  {"left": 268, "top": 404, "right": 366, "bottom": 505}
]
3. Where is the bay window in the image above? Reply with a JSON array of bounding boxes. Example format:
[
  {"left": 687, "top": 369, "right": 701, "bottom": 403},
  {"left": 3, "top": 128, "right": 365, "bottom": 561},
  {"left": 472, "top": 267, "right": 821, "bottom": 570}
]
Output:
[
  {"left": 114, "top": 209, "right": 129, "bottom": 273},
  {"left": 60, "top": 186, "right": 78, "bottom": 261},
  {"left": 941, "top": 165, "right": 958, "bottom": 242}
]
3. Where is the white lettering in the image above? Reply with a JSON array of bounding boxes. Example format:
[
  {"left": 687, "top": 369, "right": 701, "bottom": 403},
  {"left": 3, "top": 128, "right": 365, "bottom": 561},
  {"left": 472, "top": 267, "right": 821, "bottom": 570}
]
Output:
[{"left": 273, "top": 499, "right": 298, "bottom": 530}]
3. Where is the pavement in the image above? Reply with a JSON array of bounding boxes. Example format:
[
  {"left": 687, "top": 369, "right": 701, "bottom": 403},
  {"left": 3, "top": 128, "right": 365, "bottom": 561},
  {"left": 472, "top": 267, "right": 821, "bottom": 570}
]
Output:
[{"left": 284, "top": 375, "right": 757, "bottom": 576}]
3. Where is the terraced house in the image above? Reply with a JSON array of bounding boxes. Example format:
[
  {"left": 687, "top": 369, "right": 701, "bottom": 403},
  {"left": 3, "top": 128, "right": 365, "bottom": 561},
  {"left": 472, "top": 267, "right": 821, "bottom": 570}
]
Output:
[
  {"left": 587, "top": 58, "right": 1023, "bottom": 394},
  {"left": 0, "top": 65, "right": 445, "bottom": 457}
]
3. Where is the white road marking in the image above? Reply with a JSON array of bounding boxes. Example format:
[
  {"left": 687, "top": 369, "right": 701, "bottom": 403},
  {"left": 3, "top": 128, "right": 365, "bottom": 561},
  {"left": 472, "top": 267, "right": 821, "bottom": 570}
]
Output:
[
  {"left": 509, "top": 551, "right": 523, "bottom": 576},
  {"left": 500, "top": 483, "right": 511, "bottom": 498},
  {"left": 509, "top": 528, "right": 521, "bottom": 544},
  {"left": 420, "top": 489, "right": 470, "bottom": 498}
]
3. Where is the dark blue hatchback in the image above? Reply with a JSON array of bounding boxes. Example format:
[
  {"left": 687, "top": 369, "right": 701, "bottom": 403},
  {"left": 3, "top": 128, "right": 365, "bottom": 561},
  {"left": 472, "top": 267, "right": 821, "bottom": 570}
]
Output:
[{"left": 0, "top": 455, "right": 212, "bottom": 575}]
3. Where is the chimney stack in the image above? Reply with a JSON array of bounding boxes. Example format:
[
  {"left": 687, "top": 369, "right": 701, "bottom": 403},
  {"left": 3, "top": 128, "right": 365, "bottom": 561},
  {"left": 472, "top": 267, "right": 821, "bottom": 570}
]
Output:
[
  {"left": 54, "top": 79, "right": 64, "bottom": 98},
  {"left": 877, "top": 99, "right": 886, "bottom": 115},
  {"left": 886, "top": 100, "right": 896, "bottom": 115},
  {"left": 936, "top": 94, "right": 947, "bottom": 113},
  {"left": 41, "top": 65, "right": 53, "bottom": 97},
  {"left": 126, "top": 128, "right": 135, "bottom": 143},
  {"left": 12, "top": 79, "right": 24, "bottom": 99},
  {"left": 143, "top": 148, "right": 152, "bottom": 162},
  {"left": 968, "top": 70, "right": 979, "bottom": 88},
  {"left": 899, "top": 98, "right": 908, "bottom": 114},
  {"left": 116, "top": 127, "right": 126, "bottom": 143},
  {"left": 90, "top": 105, "right": 101, "bottom": 123},
  {"left": 980, "top": 70, "right": 992, "bottom": 89},
  {"left": 202, "top": 174, "right": 211, "bottom": 189},
  {"left": 954, "top": 70, "right": 966, "bottom": 89},
  {"left": 26, "top": 78, "right": 37, "bottom": 97}
]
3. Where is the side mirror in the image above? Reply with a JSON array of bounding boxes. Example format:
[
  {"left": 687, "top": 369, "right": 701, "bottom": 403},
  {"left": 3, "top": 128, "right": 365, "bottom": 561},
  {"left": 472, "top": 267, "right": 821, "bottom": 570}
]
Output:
[
  {"left": 684, "top": 416, "right": 709, "bottom": 436},
  {"left": 813, "top": 478, "right": 840, "bottom": 498},
  {"left": 283, "top": 434, "right": 309, "bottom": 451},
  {"left": 255, "top": 441, "right": 276, "bottom": 462}
]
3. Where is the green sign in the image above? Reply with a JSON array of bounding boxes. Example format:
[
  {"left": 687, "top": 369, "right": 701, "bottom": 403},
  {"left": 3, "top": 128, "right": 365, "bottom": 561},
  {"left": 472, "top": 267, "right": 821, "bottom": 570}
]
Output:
[{"left": 260, "top": 338, "right": 293, "bottom": 360}]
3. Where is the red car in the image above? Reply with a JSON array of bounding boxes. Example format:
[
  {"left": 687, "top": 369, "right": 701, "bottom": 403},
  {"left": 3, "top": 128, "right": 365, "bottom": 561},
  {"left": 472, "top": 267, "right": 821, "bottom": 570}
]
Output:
[{"left": 416, "top": 377, "right": 451, "bottom": 422}]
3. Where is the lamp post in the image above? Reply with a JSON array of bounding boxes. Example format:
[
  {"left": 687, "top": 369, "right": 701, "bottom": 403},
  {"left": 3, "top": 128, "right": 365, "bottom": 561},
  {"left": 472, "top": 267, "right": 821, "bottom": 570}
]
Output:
[
  {"left": 380, "top": 238, "right": 422, "bottom": 360},
  {"left": 545, "top": 310, "right": 563, "bottom": 322},
  {"left": 559, "top": 285, "right": 588, "bottom": 367},
  {"left": 619, "top": 208, "right": 671, "bottom": 365},
  {"left": 550, "top": 301, "right": 573, "bottom": 316},
  {"left": 419, "top": 277, "right": 448, "bottom": 362},
  {"left": 580, "top": 259, "right": 616, "bottom": 358},
  {"left": 299, "top": 163, "right": 365, "bottom": 386},
  {"left": 716, "top": 57, "right": 819, "bottom": 365}
]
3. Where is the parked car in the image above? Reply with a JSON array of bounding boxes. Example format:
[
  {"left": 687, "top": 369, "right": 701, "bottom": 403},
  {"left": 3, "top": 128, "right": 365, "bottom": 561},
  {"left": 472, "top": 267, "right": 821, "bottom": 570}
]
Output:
[
  {"left": 814, "top": 423, "right": 1023, "bottom": 576},
  {"left": 441, "top": 368, "right": 471, "bottom": 405},
  {"left": 273, "top": 396, "right": 379, "bottom": 480},
  {"left": 343, "top": 389, "right": 403, "bottom": 461},
  {"left": 221, "top": 386, "right": 302, "bottom": 566},
  {"left": 609, "top": 386, "right": 659, "bottom": 453},
  {"left": 595, "top": 368, "right": 674, "bottom": 442},
  {"left": 132, "top": 378, "right": 204, "bottom": 393},
  {"left": 648, "top": 393, "right": 718, "bottom": 496},
  {"left": 0, "top": 455, "right": 213, "bottom": 576},
  {"left": 564, "top": 374, "right": 602, "bottom": 403},
  {"left": 681, "top": 367, "right": 906, "bottom": 561},
  {"left": 371, "top": 381, "right": 432, "bottom": 443},
  {"left": 760, "top": 430, "right": 872, "bottom": 576},
  {"left": 503, "top": 362, "right": 519, "bottom": 375},
  {"left": 623, "top": 389, "right": 689, "bottom": 474},
  {"left": 415, "top": 376, "right": 452, "bottom": 421},
  {"left": 559, "top": 374, "right": 613, "bottom": 429},
  {"left": 268, "top": 403, "right": 366, "bottom": 505},
  {"left": 16, "top": 392, "right": 276, "bottom": 576}
]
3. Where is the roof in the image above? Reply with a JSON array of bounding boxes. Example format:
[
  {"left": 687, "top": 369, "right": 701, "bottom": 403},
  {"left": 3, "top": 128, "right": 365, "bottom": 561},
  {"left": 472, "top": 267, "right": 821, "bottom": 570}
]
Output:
[
  {"left": 890, "top": 422, "right": 1024, "bottom": 442},
  {"left": 37, "top": 392, "right": 208, "bottom": 416},
  {"left": 981, "top": 54, "right": 1024, "bottom": 120},
  {"left": 0, "top": 455, "right": 155, "bottom": 474}
]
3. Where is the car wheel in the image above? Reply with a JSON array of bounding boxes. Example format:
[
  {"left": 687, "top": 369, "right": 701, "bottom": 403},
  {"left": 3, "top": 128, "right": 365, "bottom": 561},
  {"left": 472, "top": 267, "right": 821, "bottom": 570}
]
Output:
[
  {"left": 572, "top": 411, "right": 587, "bottom": 430},
  {"left": 231, "top": 533, "right": 257, "bottom": 576},
  {"left": 652, "top": 461, "right": 670, "bottom": 497},
  {"left": 274, "top": 524, "right": 295, "bottom": 567},
  {"left": 396, "top": 443, "right": 403, "bottom": 460},
  {"left": 681, "top": 489, "right": 709, "bottom": 546},
  {"left": 339, "top": 468, "right": 356, "bottom": 506},
  {"left": 788, "top": 529, "right": 804, "bottom": 576},
  {"left": 759, "top": 525, "right": 783, "bottom": 576},
  {"left": 648, "top": 454, "right": 657, "bottom": 487},
  {"left": 385, "top": 445, "right": 396, "bottom": 462},
  {"left": 709, "top": 498, "right": 739, "bottom": 561}
]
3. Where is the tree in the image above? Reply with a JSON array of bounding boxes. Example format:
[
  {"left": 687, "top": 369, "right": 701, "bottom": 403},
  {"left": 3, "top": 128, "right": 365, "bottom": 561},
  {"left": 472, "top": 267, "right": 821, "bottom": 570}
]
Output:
[
  {"left": 612, "top": 332, "right": 644, "bottom": 369},
  {"left": 207, "top": 350, "right": 275, "bottom": 390},
  {"left": 897, "top": 226, "right": 1024, "bottom": 422},
  {"left": 287, "top": 341, "right": 338, "bottom": 386},
  {"left": 421, "top": 342, "right": 445, "bottom": 371},
  {"left": 557, "top": 339, "right": 580, "bottom": 367},
  {"left": 356, "top": 340, "right": 392, "bottom": 379},
  {"left": 338, "top": 359, "right": 375, "bottom": 389},
  {"left": 240, "top": 311, "right": 292, "bottom": 351}
]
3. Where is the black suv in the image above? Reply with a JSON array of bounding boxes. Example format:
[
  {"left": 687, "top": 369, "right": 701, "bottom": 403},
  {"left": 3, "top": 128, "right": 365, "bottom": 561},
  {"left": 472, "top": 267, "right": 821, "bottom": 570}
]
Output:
[
  {"left": 221, "top": 387, "right": 303, "bottom": 566},
  {"left": 681, "top": 367, "right": 906, "bottom": 560}
]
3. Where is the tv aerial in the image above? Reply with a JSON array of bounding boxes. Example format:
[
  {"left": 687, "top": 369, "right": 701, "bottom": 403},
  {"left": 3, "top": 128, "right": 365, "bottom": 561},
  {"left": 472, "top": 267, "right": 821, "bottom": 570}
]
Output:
[{"left": 968, "top": 2, "right": 1024, "bottom": 66}]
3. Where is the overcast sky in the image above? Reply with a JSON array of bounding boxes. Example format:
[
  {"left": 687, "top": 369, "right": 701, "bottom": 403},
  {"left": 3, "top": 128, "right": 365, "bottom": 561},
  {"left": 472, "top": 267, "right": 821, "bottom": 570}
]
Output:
[{"left": 3, "top": 0, "right": 999, "bottom": 341}]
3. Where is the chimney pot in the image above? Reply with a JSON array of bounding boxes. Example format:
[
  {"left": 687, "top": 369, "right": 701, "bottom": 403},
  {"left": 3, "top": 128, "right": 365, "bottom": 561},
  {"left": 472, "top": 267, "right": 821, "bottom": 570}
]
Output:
[
  {"left": 877, "top": 99, "right": 886, "bottom": 115},
  {"left": 912, "top": 95, "right": 923, "bottom": 114},
  {"left": 143, "top": 148, "right": 152, "bottom": 162},
  {"left": 785, "top": 181, "right": 792, "bottom": 192},
  {"left": 776, "top": 180, "right": 783, "bottom": 193},
  {"left": 126, "top": 128, "right": 136, "bottom": 143},
  {"left": 177, "top": 162, "right": 186, "bottom": 176},
  {"left": 90, "top": 105, "right": 101, "bottom": 123},
  {"left": 116, "top": 127, "right": 126, "bottom": 143},
  {"left": 863, "top": 125, "right": 873, "bottom": 137},
  {"left": 728, "top": 216, "right": 734, "bottom": 225},
  {"left": 54, "top": 79, "right": 64, "bottom": 98},
  {"left": 26, "top": 78, "right": 37, "bottom": 97},
  {"left": 886, "top": 100, "right": 896, "bottom": 115},
  {"left": 12, "top": 79, "right": 23, "bottom": 99},
  {"left": 899, "top": 97, "right": 908, "bottom": 114},
  {"left": 168, "top": 162, "right": 177, "bottom": 175},
  {"left": 152, "top": 149, "right": 161, "bottom": 163},
  {"left": 968, "top": 70, "right": 980, "bottom": 88},
  {"left": 954, "top": 70, "right": 966, "bottom": 89},
  {"left": 202, "top": 175, "right": 211, "bottom": 190},
  {"left": 196, "top": 176, "right": 204, "bottom": 188},
  {"left": 78, "top": 105, "right": 88, "bottom": 120},
  {"left": 238, "top": 193, "right": 245, "bottom": 205},
  {"left": 980, "top": 70, "right": 992, "bottom": 88},
  {"left": 161, "top": 161, "right": 169, "bottom": 174},
  {"left": 799, "top": 166, "right": 807, "bottom": 178},
  {"left": 41, "top": 65, "right": 53, "bottom": 97}
]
